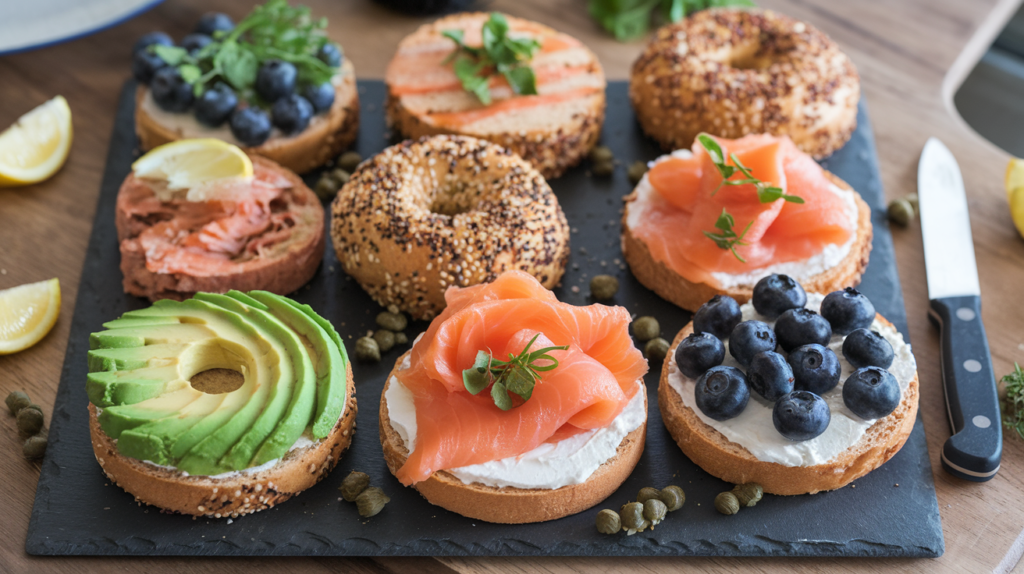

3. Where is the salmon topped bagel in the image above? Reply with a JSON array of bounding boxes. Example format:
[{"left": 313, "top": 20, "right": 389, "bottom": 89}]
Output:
[
  {"left": 385, "top": 12, "right": 606, "bottom": 179},
  {"left": 622, "top": 133, "right": 871, "bottom": 311},
  {"left": 379, "top": 271, "right": 649, "bottom": 523}
]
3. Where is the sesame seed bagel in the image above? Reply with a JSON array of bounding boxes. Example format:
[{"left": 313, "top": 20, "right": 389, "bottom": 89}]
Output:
[
  {"left": 621, "top": 170, "right": 872, "bottom": 312},
  {"left": 629, "top": 8, "right": 860, "bottom": 159},
  {"left": 135, "top": 60, "right": 359, "bottom": 174},
  {"left": 88, "top": 363, "right": 357, "bottom": 519},
  {"left": 659, "top": 314, "right": 918, "bottom": 495},
  {"left": 385, "top": 12, "right": 606, "bottom": 179},
  {"left": 379, "top": 353, "right": 647, "bottom": 524},
  {"left": 330, "top": 135, "right": 570, "bottom": 320}
]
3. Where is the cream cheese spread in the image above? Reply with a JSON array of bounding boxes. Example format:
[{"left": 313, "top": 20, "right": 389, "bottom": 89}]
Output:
[
  {"left": 624, "top": 150, "right": 860, "bottom": 289},
  {"left": 666, "top": 294, "right": 916, "bottom": 467},
  {"left": 385, "top": 352, "right": 647, "bottom": 489}
]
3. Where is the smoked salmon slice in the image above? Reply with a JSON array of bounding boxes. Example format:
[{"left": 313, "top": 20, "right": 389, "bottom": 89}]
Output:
[{"left": 394, "top": 271, "right": 647, "bottom": 485}]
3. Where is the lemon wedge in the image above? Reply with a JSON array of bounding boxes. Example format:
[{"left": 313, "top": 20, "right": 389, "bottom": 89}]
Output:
[
  {"left": 0, "top": 96, "right": 73, "bottom": 187},
  {"left": 1006, "top": 157, "right": 1024, "bottom": 201},
  {"left": 1009, "top": 186, "right": 1024, "bottom": 240},
  {"left": 0, "top": 278, "right": 60, "bottom": 355},
  {"left": 132, "top": 138, "right": 253, "bottom": 191}
]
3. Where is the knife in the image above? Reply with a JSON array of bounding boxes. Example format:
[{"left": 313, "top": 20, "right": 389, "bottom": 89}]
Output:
[{"left": 918, "top": 137, "right": 1001, "bottom": 482}]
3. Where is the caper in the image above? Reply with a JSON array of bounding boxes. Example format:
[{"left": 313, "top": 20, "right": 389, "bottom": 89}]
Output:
[
  {"left": 627, "top": 160, "right": 649, "bottom": 184},
  {"left": 23, "top": 435, "right": 47, "bottom": 460},
  {"left": 376, "top": 311, "right": 408, "bottom": 332},
  {"left": 6, "top": 391, "right": 30, "bottom": 415},
  {"left": 659, "top": 485, "right": 685, "bottom": 511},
  {"left": 619, "top": 501, "right": 645, "bottom": 530},
  {"left": 644, "top": 337, "right": 670, "bottom": 362},
  {"left": 373, "top": 329, "right": 396, "bottom": 352},
  {"left": 17, "top": 407, "right": 43, "bottom": 436},
  {"left": 339, "top": 471, "right": 370, "bottom": 502},
  {"left": 355, "top": 336, "right": 381, "bottom": 362},
  {"left": 637, "top": 486, "right": 661, "bottom": 504},
  {"left": 905, "top": 192, "right": 919, "bottom": 214},
  {"left": 591, "top": 160, "right": 614, "bottom": 177},
  {"left": 394, "top": 332, "right": 408, "bottom": 345},
  {"left": 331, "top": 168, "right": 352, "bottom": 186},
  {"left": 732, "top": 482, "right": 763, "bottom": 507},
  {"left": 589, "top": 145, "right": 614, "bottom": 163},
  {"left": 595, "top": 509, "right": 621, "bottom": 534},
  {"left": 643, "top": 498, "right": 668, "bottom": 525},
  {"left": 355, "top": 486, "right": 390, "bottom": 517},
  {"left": 314, "top": 175, "right": 340, "bottom": 201},
  {"left": 715, "top": 491, "right": 740, "bottom": 515},
  {"left": 632, "top": 316, "right": 660, "bottom": 342},
  {"left": 338, "top": 151, "right": 363, "bottom": 173},
  {"left": 590, "top": 275, "right": 619, "bottom": 300},
  {"left": 887, "top": 198, "right": 914, "bottom": 228}
]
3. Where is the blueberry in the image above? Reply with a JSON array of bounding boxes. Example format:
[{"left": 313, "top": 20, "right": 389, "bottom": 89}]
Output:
[
  {"left": 195, "top": 83, "right": 238, "bottom": 127},
  {"left": 775, "top": 308, "right": 832, "bottom": 352},
  {"left": 271, "top": 94, "right": 314, "bottom": 134},
  {"left": 694, "top": 366, "right": 750, "bottom": 421},
  {"left": 230, "top": 107, "right": 272, "bottom": 147},
  {"left": 150, "top": 67, "right": 194, "bottom": 112},
  {"left": 787, "top": 344, "right": 841, "bottom": 395},
  {"left": 693, "top": 295, "right": 742, "bottom": 341},
  {"left": 842, "top": 366, "right": 901, "bottom": 419},
  {"left": 821, "top": 287, "right": 876, "bottom": 335},
  {"left": 842, "top": 328, "right": 894, "bottom": 369},
  {"left": 752, "top": 274, "right": 807, "bottom": 319},
  {"left": 674, "top": 332, "right": 725, "bottom": 379},
  {"left": 302, "top": 82, "right": 336, "bottom": 113},
  {"left": 747, "top": 351, "right": 795, "bottom": 402},
  {"left": 773, "top": 391, "right": 831, "bottom": 441},
  {"left": 195, "top": 12, "right": 235, "bottom": 37},
  {"left": 317, "top": 43, "right": 344, "bottom": 67},
  {"left": 181, "top": 33, "right": 213, "bottom": 55},
  {"left": 256, "top": 59, "right": 297, "bottom": 103},
  {"left": 728, "top": 320, "right": 777, "bottom": 367},
  {"left": 133, "top": 31, "right": 172, "bottom": 56},
  {"left": 131, "top": 49, "right": 167, "bottom": 84}
]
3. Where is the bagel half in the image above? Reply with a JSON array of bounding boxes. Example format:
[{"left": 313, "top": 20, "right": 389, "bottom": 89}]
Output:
[
  {"left": 136, "top": 60, "right": 360, "bottom": 174},
  {"left": 379, "top": 352, "right": 647, "bottom": 524},
  {"left": 89, "top": 363, "right": 357, "bottom": 518},
  {"left": 658, "top": 315, "right": 918, "bottom": 495},
  {"left": 622, "top": 171, "right": 872, "bottom": 312}
]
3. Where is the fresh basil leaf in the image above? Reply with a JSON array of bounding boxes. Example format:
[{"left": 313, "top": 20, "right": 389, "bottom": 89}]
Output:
[
  {"left": 482, "top": 12, "right": 509, "bottom": 56},
  {"left": 491, "top": 381, "right": 513, "bottom": 411},
  {"left": 152, "top": 44, "right": 188, "bottom": 66},
  {"left": 503, "top": 66, "right": 537, "bottom": 96},
  {"left": 178, "top": 64, "right": 202, "bottom": 84},
  {"left": 453, "top": 56, "right": 491, "bottom": 104},
  {"left": 442, "top": 29, "right": 465, "bottom": 47}
]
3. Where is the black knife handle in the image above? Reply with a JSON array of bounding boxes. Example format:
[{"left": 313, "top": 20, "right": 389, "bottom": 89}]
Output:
[{"left": 928, "top": 296, "right": 1002, "bottom": 481}]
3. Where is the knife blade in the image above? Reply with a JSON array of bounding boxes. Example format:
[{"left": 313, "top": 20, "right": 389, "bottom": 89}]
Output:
[{"left": 918, "top": 137, "right": 1001, "bottom": 481}]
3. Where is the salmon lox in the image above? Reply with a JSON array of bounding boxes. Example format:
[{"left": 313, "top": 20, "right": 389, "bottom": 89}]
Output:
[{"left": 393, "top": 271, "right": 648, "bottom": 485}]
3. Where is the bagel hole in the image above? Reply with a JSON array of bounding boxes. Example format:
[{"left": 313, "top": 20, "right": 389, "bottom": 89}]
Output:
[
  {"left": 190, "top": 368, "right": 245, "bottom": 394},
  {"left": 429, "top": 183, "right": 479, "bottom": 216},
  {"left": 728, "top": 42, "right": 774, "bottom": 70}
]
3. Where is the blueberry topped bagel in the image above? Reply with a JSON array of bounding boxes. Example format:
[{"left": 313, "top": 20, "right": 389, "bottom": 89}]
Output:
[
  {"left": 659, "top": 275, "right": 919, "bottom": 495},
  {"left": 132, "top": 1, "right": 359, "bottom": 174}
]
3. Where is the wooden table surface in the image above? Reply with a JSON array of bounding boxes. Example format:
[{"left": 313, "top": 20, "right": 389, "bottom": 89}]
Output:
[{"left": 2, "top": 0, "right": 1024, "bottom": 571}]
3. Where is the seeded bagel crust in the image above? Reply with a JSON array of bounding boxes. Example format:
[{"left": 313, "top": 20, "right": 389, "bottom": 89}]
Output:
[
  {"left": 385, "top": 13, "right": 605, "bottom": 179},
  {"left": 658, "top": 315, "right": 918, "bottom": 495},
  {"left": 629, "top": 8, "right": 860, "bottom": 159},
  {"left": 89, "top": 362, "right": 357, "bottom": 519},
  {"left": 330, "top": 135, "right": 570, "bottom": 320},
  {"left": 621, "top": 171, "right": 872, "bottom": 311},
  {"left": 135, "top": 60, "right": 360, "bottom": 174},
  {"left": 379, "top": 354, "right": 646, "bottom": 524}
]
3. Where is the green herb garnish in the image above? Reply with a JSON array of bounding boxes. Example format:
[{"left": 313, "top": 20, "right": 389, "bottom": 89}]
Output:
[
  {"left": 152, "top": 0, "right": 338, "bottom": 101},
  {"left": 442, "top": 13, "right": 541, "bottom": 105},
  {"left": 703, "top": 208, "right": 753, "bottom": 262},
  {"left": 462, "top": 333, "right": 569, "bottom": 411},
  {"left": 588, "top": 0, "right": 755, "bottom": 41},
  {"left": 1001, "top": 363, "right": 1024, "bottom": 440},
  {"left": 696, "top": 134, "right": 805, "bottom": 204}
]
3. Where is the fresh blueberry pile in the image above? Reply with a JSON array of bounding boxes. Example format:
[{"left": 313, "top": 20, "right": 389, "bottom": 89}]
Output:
[
  {"left": 675, "top": 274, "right": 903, "bottom": 442},
  {"left": 131, "top": 6, "right": 343, "bottom": 147}
]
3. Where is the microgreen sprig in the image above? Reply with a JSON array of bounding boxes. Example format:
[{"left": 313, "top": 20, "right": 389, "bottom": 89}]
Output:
[
  {"left": 462, "top": 333, "right": 569, "bottom": 411},
  {"left": 1001, "top": 363, "right": 1024, "bottom": 440},
  {"left": 442, "top": 12, "right": 541, "bottom": 105},
  {"left": 696, "top": 134, "right": 805, "bottom": 205},
  {"left": 588, "top": 0, "right": 755, "bottom": 42},
  {"left": 703, "top": 208, "right": 754, "bottom": 263}
]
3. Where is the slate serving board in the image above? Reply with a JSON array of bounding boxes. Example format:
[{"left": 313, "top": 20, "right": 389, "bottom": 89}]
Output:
[{"left": 25, "top": 80, "right": 944, "bottom": 557}]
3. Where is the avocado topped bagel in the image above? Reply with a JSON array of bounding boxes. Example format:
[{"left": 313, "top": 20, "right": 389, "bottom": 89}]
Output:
[{"left": 87, "top": 290, "right": 356, "bottom": 518}]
